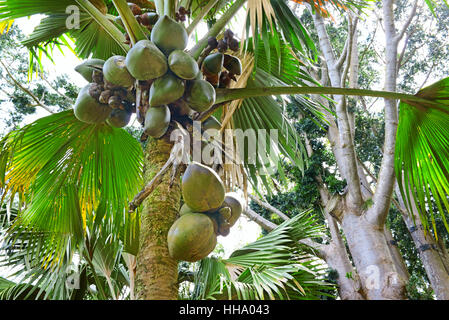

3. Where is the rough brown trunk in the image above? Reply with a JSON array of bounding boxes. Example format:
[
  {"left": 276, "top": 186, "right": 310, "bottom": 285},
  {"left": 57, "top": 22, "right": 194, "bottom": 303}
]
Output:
[{"left": 136, "top": 128, "right": 181, "bottom": 300}]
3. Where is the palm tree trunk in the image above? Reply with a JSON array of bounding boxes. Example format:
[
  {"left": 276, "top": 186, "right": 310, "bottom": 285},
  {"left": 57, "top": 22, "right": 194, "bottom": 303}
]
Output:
[{"left": 135, "top": 128, "right": 181, "bottom": 300}]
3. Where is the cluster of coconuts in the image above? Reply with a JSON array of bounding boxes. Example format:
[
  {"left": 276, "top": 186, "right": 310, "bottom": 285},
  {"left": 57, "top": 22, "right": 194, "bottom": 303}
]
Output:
[
  {"left": 73, "top": 2, "right": 242, "bottom": 139},
  {"left": 72, "top": 4, "right": 245, "bottom": 263},
  {"left": 168, "top": 162, "right": 243, "bottom": 262}
]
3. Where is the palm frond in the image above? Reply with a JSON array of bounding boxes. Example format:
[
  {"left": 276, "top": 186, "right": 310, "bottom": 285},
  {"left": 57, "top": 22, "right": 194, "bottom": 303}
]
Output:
[
  {"left": 0, "top": 0, "right": 128, "bottom": 71},
  {"left": 244, "top": 0, "right": 318, "bottom": 66},
  {"left": 0, "top": 19, "right": 13, "bottom": 33},
  {"left": 422, "top": 0, "right": 449, "bottom": 16},
  {"left": 224, "top": 36, "right": 324, "bottom": 195},
  {"left": 192, "top": 210, "right": 331, "bottom": 300},
  {"left": 0, "top": 110, "right": 143, "bottom": 266},
  {"left": 289, "top": 0, "right": 372, "bottom": 17},
  {"left": 395, "top": 77, "right": 449, "bottom": 236}
]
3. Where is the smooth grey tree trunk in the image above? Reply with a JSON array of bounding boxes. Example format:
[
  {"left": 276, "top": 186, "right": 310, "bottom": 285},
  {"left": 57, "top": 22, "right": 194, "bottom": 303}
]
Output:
[
  {"left": 310, "top": 2, "right": 411, "bottom": 299},
  {"left": 395, "top": 185, "right": 449, "bottom": 299}
]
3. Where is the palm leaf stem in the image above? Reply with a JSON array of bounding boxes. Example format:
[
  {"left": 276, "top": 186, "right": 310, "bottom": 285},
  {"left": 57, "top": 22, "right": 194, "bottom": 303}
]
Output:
[
  {"left": 83, "top": 249, "right": 108, "bottom": 300},
  {"left": 189, "top": 0, "right": 247, "bottom": 60},
  {"left": 186, "top": 0, "right": 220, "bottom": 35},
  {"left": 154, "top": 0, "right": 165, "bottom": 15},
  {"left": 216, "top": 86, "right": 440, "bottom": 110},
  {"left": 112, "top": 0, "right": 147, "bottom": 45}
]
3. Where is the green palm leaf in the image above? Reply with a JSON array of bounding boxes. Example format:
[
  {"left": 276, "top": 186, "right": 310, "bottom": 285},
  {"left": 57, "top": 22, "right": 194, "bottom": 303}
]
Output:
[
  {"left": 395, "top": 77, "right": 449, "bottom": 236},
  {"left": 192, "top": 210, "right": 331, "bottom": 300},
  {"left": 0, "top": 110, "right": 143, "bottom": 259},
  {"left": 0, "top": 0, "right": 128, "bottom": 69}
]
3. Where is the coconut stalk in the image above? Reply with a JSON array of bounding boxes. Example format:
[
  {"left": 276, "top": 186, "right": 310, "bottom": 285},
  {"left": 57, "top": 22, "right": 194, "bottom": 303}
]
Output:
[
  {"left": 164, "top": 0, "right": 177, "bottom": 18},
  {"left": 154, "top": 0, "right": 165, "bottom": 16},
  {"left": 112, "top": 0, "right": 148, "bottom": 45}
]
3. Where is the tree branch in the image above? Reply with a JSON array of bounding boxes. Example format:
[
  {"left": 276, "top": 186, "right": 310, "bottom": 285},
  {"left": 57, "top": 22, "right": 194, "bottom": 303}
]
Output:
[
  {"left": 243, "top": 207, "right": 278, "bottom": 231},
  {"left": 367, "top": 0, "right": 400, "bottom": 226},
  {"left": 395, "top": 0, "right": 418, "bottom": 43},
  {"left": 248, "top": 194, "right": 289, "bottom": 221},
  {"left": 312, "top": 11, "right": 362, "bottom": 208},
  {"left": 0, "top": 59, "right": 54, "bottom": 114},
  {"left": 336, "top": 37, "right": 349, "bottom": 71},
  {"left": 39, "top": 73, "right": 74, "bottom": 105}
]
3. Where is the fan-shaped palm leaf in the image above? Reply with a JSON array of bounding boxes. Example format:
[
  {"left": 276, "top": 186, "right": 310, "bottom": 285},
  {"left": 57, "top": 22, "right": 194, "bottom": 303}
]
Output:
[
  {"left": 0, "top": 110, "right": 143, "bottom": 261},
  {"left": 395, "top": 77, "right": 449, "bottom": 236},
  {"left": 192, "top": 210, "right": 330, "bottom": 300}
]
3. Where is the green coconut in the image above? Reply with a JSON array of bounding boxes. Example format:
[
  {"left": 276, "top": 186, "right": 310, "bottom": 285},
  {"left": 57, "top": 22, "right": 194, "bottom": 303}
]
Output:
[
  {"left": 125, "top": 40, "right": 168, "bottom": 80},
  {"left": 202, "top": 116, "right": 222, "bottom": 131},
  {"left": 151, "top": 15, "right": 188, "bottom": 54},
  {"left": 74, "top": 84, "right": 112, "bottom": 124},
  {"left": 217, "top": 207, "right": 232, "bottom": 220},
  {"left": 168, "top": 50, "right": 199, "bottom": 80},
  {"left": 149, "top": 73, "right": 185, "bottom": 107},
  {"left": 222, "top": 193, "right": 243, "bottom": 226},
  {"left": 182, "top": 162, "right": 225, "bottom": 212},
  {"left": 223, "top": 55, "right": 242, "bottom": 75},
  {"left": 103, "top": 55, "right": 135, "bottom": 88},
  {"left": 75, "top": 59, "right": 105, "bottom": 82},
  {"left": 184, "top": 80, "right": 216, "bottom": 112},
  {"left": 106, "top": 109, "right": 132, "bottom": 128},
  {"left": 167, "top": 213, "right": 217, "bottom": 262},
  {"left": 144, "top": 105, "right": 171, "bottom": 138},
  {"left": 179, "top": 203, "right": 194, "bottom": 216},
  {"left": 203, "top": 52, "right": 224, "bottom": 75}
]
